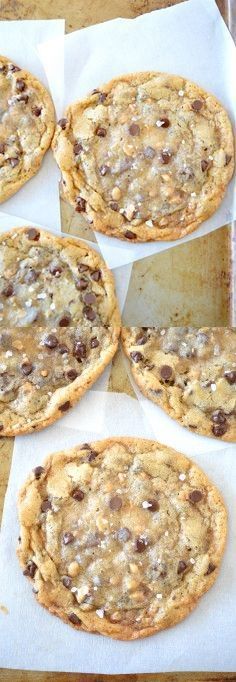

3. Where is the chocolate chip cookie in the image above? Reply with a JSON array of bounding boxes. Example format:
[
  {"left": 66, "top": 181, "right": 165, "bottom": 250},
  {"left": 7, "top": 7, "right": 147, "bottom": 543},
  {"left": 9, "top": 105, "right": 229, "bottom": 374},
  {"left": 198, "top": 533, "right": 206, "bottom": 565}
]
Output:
[
  {"left": 18, "top": 437, "right": 227, "bottom": 639},
  {"left": 0, "top": 227, "right": 120, "bottom": 327},
  {"left": 122, "top": 327, "right": 236, "bottom": 441},
  {"left": 0, "top": 55, "right": 55, "bottom": 202},
  {"left": 0, "top": 326, "right": 119, "bottom": 435},
  {"left": 52, "top": 72, "right": 234, "bottom": 242}
]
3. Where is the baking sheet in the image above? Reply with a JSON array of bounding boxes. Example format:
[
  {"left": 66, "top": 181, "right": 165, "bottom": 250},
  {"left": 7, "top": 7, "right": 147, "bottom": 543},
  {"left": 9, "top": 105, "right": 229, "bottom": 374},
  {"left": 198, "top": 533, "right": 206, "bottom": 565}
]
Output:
[
  {"left": 0, "top": 388, "right": 235, "bottom": 673},
  {"left": 0, "top": 20, "right": 64, "bottom": 229},
  {"left": 39, "top": 0, "right": 236, "bottom": 269}
]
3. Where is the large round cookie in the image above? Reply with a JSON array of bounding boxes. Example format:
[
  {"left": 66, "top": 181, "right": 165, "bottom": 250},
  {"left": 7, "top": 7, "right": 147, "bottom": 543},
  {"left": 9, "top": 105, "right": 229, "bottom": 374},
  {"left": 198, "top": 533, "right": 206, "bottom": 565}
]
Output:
[
  {"left": 52, "top": 72, "right": 234, "bottom": 243},
  {"left": 0, "top": 326, "right": 119, "bottom": 435},
  {"left": 0, "top": 227, "right": 120, "bottom": 327},
  {"left": 122, "top": 327, "right": 236, "bottom": 441},
  {"left": 18, "top": 437, "right": 227, "bottom": 640},
  {"left": 0, "top": 55, "right": 55, "bottom": 202}
]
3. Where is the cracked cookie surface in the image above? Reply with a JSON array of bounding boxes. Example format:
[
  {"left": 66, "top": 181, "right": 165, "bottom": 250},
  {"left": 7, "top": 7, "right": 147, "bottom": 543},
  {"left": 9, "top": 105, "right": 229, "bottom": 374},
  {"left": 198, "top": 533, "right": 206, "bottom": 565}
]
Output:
[
  {"left": 0, "top": 325, "right": 119, "bottom": 435},
  {"left": 18, "top": 437, "right": 227, "bottom": 640},
  {"left": 52, "top": 72, "right": 234, "bottom": 243},
  {"left": 122, "top": 327, "right": 236, "bottom": 441},
  {"left": 0, "top": 227, "right": 120, "bottom": 327},
  {"left": 0, "top": 55, "right": 55, "bottom": 202}
]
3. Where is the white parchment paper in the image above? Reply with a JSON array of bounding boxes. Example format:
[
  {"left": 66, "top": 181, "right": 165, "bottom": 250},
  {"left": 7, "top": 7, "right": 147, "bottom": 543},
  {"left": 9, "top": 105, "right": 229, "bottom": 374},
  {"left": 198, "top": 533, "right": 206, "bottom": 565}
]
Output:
[
  {"left": 0, "top": 389, "right": 235, "bottom": 673},
  {"left": 0, "top": 20, "right": 64, "bottom": 230},
  {"left": 39, "top": 0, "right": 236, "bottom": 268}
]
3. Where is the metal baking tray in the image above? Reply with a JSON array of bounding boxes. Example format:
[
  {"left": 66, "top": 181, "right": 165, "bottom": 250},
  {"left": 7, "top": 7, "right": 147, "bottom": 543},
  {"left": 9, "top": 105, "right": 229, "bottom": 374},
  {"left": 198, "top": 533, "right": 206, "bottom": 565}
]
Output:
[{"left": 61, "top": 0, "right": 235, "bottom": 327}]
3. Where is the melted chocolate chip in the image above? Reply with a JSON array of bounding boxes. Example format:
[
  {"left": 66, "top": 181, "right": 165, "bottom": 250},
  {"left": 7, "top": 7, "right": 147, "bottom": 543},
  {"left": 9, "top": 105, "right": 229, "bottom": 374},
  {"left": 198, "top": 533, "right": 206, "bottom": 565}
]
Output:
[
  {"left": 21, "top": 361, "right": 33, "bottom": 376},
  {"left": 136, "top": 333, "right": 148, "bottom": 345},
  {"left": 66, "top": 369, "right": 78, "bottom": 381},
  {"left": 145, "top": 499, "right": 159, "bottom": 512},
  {"left": 201, "top": 159, "right": 212, "bottom": 172},
  {"left": 124, "top": 230, "right": 136, "bottom": 240},
  {"left": 75, "top": 197, "right": 86, "bottom": 212},
  {"left": 68, "top": 612, "right": 81, "bottom": 625},
  {"left": 177, "top": 560, "right": 187, "bottom": 574},
  {"left": 33, "top": 466, "right": 44, "bottom": 480},
  {"left": 86, "top": 450, "right": 98, "bottom": 462},
  {"left": 130, "top": 351, "right": 143, "bottom": 363},
  {"left": 83, "top": 306, "right": 96, "bottom": 321},
  {"left": 91, "top": 269, "right": 101, "bottom": 281},
  {"left": 211, "top": 410, "right": 227, "bottom": 424},
  {"left": 224, "top": 370, "right": 236, "bottom": 385},
  {"left": 16, "top": 78, "right": 25, "bottom": 92},
  {"left": 129, "top": 123, "right": 140, "bottom": 136},
  {"left": 99, "top": 92, "right": 107, "bottom": 103},
  {"left": 62, "top": 576, "right": 72, "bottom": 589},
  {"left": 75, "top": 277, "right": 88, "bottom": 290},
  {"left": 78, "top": 263, "right": 89, "bottom": 273},
  {"left": 117, "top": 527, "right": 131, "bottom": 542},
  {"left": 72, "top": 488, "right": 85, "bottom": 501},
  {"left": 109, "top": 201, "right": 119, "bottom": 212},
  {"left": 18, "top": 94, "right": 29, "bottom": 103},
  {"left": 205, "top": 562, "right": 216, "bottom": 575},
  {"left": 212, "top": 422, "right": 228, "bottom": 437},
  {"left": 63, "top": 532, "right": 74, "bottom": 545},
  {"left": 9, "top": 157, "right": 19, "bottom": 167},
  {"left": 90, "top": 337, "right": 99, "bottom": 348},
  {"left": 109, "top": 496, "right": 122, "bottom": 511},
  {"left": 99, "top": 164, "right": 110, "bottom": 176},
  {"left": 96, "top": 127, "right": 107, "bottom": 137},
  {"left": 191, "top": 100, "right": 203, "bottom": 111},
  {"left": 160, "top": 365, "right": 173, "bottom": 381},
  {"left": 225, "top": 154, "right": 232, "bottom": 166},
  {"left": 27, "top": 228, "right": 40, "bottom": 241},
  {"left": 32, "top": 105, "right": 42, "bottom": 117},
  {"left": 58, "top": 118, "right": 67, "bottom": 129},
  {"left": 23, "top": 560, "right": 37, "bottom": 578},
  {"left": 159, "top": 117, "right": 170, "bottom": 127},
  {"left": 135, "top": 537, "right": 148, "bottom": 553},
  {"left": 73, "top": 341, "right": 87, "bottom": 360},
  {"left": 58, "top": 344, "right": 69, "bottom": 355},
  {"left": 83, "top": 292, "right": 96, "bottom": 305},
  {"left": 9, "top": 64, "right": 21, "bottom": 73},
  {"left": 59, "top": 314, "right": 71, "bottom": 327},
  {"left": 74, "top": 142, "right": 83, "bottom": 154},
  {"left": 41, "top": 499, "right": 52, "bottom": 512},
  {"left": 59, "top": 401, "right": 71, "bottom": 412},
  {"left": 189, "top": 490, "right": 203, "bottom": 503},
  {"left": 49, "top": 264, "right": 62, "bottom": 276},
  {"left": 24, "top": 269, "right": 39, "bottom": 284},
  {"left": 2, "top": 283, "right": 14, "bottom": 297},
  {"left": 160, "top": 150, "right": 172, "bottom": 164},
  {"left": 44, "top": 334, "right": 58, "bottom": 349}
]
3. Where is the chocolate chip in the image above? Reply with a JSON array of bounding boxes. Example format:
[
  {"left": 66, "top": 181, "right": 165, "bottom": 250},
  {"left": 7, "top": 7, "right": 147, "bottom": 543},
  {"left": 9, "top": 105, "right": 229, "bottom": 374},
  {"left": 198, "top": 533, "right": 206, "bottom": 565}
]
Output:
[
  {"left": 0, "top": 143, "right": 6, "bottom": 154},
  {"left": 66, "top": 369, "right": 78, "bottom": 382},
  {"left": 23, "top": 561, "right": 37, "bottom": 578},
  {"left": 212, "top": 422, "right": 228, "bottom": 437},
  {"left": 59, "top": 314, "right": 71, "bottom": 327},
  {"left": 99, "top": 92, "right": 107, "bottom": 103},
  {"left": 189, "top": 490, "right": 203, "bottom": 503},
  {"left": 58, "top": 343, "right": 69, "bottom": 355},
  {"left": 41, "top": 499, "right": 52, "bottom": 512},
  {"left": 59, "top": 401, "right": 71, "bottom": 412},
  {"left": 27, "top": 228, "right": 40, "bottom": 241},
  {"left": 0, "top": 65, "right": 7, "bottom": 74},
  {"left": 135, "top": 537, "right": 148, "bottom": 553},
  {"left": 211, "top": 409, "right": 227, "bottom": 424},
  {"left": 177, "top": 560, "right": 187, "bottom": 574},
  {"left": 16, "top": 79, "right": 25, "bottom": 92},
  {"left": 201, "top": 159, "right": 211, "bottom": 172},
  {"left": 159, "top": 117, "right": 170, "bottom": 127},
  {"left": 58, "top": 118, "right": 67, "bottom": 129},
  {"left": 83, "top": 292, "right": 96, "bottom": 305},
  {"left": 72, "top": 488, "right": 84, "bottom": 501},
  {"left": 91, "top": 269, "right": 101, "bottom": 281},
  {"left": 96, "top": 127, "right": 107, "bottom": 137},
  {"left": 124, "top": 230, "right": 136, "bottom": 240},
  {"left": 33, "top": 466, "right": 44, "bottom": 480},
  {"left": 109, "top": 496, "right": 122, "bottom": 511},
  {"left": 18, "top": 94, "right": 29, "bottom": 103},
  {"left": 117, "top": 527, "right": 131, "bottom": 542},
  {"left": 225, "top": 154, "right": 232, "bottom": 166},
  {"left": 78, "top": 263, "right": 89, "bottom": 273},
  {"left": 75, "top": 197, "right": 86, "bottom": 212},
  {"left": 86, "top": 450, "right": 98, "bottom": 462},
  {"left": 32, "top": 105, "right": 42, "bottom": 117},
  {"left": 129, "top": 123, "right": 140, "bottom": 136},
  {"left": 62, "top": 576, "right": 72, "bottom": 589},
  {"left": 160, "top": 150, "right": 172, "bottom": 164},
  {"left": 0, "top": 424, "right": 4, "bottom": 432},
  {"left": 205, "top": 562, "right": 216, "bottom": 575},
  {"left": 68, "top": 612, "right": 81, "bottom": 625},
  {"left": 74, "top": 142, "right": 83, "bottom": 154},
  {"left": 75, "top": 277, "right": 88, "bottom": 291},
  {"left": 99, "top": 164, "right": 110, "bottom": 176},
  {"left": 83, "top": 306, "right": 96, "bottom": 321},
  {"left": 90, "top": 337, "right": 99, "bottom": 348},
  {"left": 21, "top": 361, "right": 33, "bottom": 376},
  {"left": 109, "top": 201, "right": 119, "bottom": 212},
  {"left": 24, "top": 268, "right": 38, "bottom": 284},
  {"left": 143, "top": 146, "right": 156, "bottom": 159},
  {"left": 9, "top": 64, "right": 21, "bottom": 72},
  {"left": 44, "top": 334, "right": 58, "bottom": 349},
  {"left": 49, "top": 264, "right": 62, "bottom": 276},
  {"left": 2, "top": 283, "right": 14, "bottom": 297},
  {"left": 63, "top": 532, "right": 74, "bottom": 545},
  {"left": 191, "top": 100, "right": 203, "bottom": 111},
  {"left": 144, "top": 499, "right": 159, "bottom": 512},
  {"left": 130, "top": 351, "right": 143, "bottom": 363},
  {"left": 160, "top": 365, "right": 173, "bottom": 381},
  {"left": 9, "top": 157, "right": 19, "bottom": 167},
  {"left": 224, "top": 370, "right": 236, "bottom": 385},
  {"left": 73, "top": 341, "right": 87, "bottom": 360},
  {"left": 136, "top": 333, "right": 147, "bottom": 345}
]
